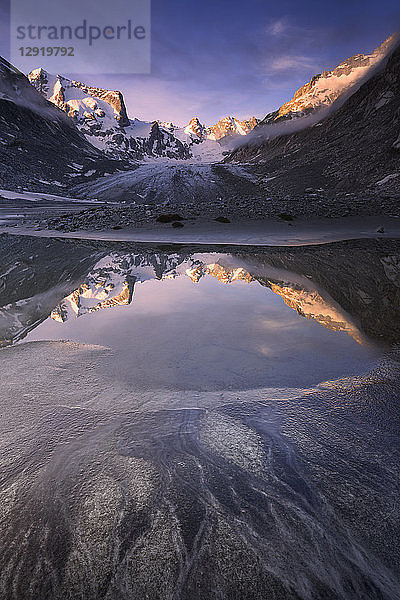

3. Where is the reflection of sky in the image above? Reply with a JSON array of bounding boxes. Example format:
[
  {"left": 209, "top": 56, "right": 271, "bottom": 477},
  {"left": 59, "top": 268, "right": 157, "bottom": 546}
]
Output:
[
  {"left": 0, "top": 0, "right": 399, "bottom": 124},
  {"left": 26, "top": 274, "right": 379, "bottom": 391}
]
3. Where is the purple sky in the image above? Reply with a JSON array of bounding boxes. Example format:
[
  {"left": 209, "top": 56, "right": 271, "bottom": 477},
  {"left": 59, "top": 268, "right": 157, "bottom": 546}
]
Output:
[{"left": 0, "top": 0, "right": 399, "bottom": 125}]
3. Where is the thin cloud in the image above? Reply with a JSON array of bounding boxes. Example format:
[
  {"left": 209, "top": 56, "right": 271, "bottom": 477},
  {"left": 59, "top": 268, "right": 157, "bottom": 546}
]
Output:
[
  {"left": 263, "top": 18, "right": 324, "bottom": 77},
  {"left": 265, "top": 17, "right": 325, "bottom": 47},
  {"left": 266, "top": 18, "right": 289, "bottom": 36},
  {"left": 268, "top": 54, "right": 317, "bottom": 72}
]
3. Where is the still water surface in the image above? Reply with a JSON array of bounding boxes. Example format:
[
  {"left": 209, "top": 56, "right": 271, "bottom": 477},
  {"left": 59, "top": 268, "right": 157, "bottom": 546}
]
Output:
[{"left": 0, "top": 237, "right": 399, "bottom": 599}]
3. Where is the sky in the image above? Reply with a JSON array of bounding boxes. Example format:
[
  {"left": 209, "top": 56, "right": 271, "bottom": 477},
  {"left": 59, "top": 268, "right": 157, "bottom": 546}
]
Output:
[{"left": 0, "top": 0, "right": 399, "bottom": 126}]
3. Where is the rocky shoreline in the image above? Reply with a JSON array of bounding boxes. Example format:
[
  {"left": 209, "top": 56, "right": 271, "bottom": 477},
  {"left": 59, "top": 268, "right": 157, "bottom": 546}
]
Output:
[{"left": 28, "top": 193, "right": 399, "bottom": 233}]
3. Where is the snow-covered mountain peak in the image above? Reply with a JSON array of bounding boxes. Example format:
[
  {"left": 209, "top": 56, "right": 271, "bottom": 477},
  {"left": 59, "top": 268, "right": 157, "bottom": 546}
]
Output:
[
  {"left": 181, "top": 115, "right": 259, "bottom": 143},
  {"left": 27, "top": 67, "right": 256, "bottom": 162},
  {"left": 28, "top": 68, "right": 192, "bottom": 161},
  {"left": 207, "top": 115, "right": 259, "bottom": 140},
  {"left": 23, "top": 34, "right": 398, "bottom": 167},
  {"left": 184, "top": 116, "right": 208, "bottom": 139},
  {"left": 28, "top": 68, "right": 130, "bottom": 127},
  {"left": 262, "top": 33, "right": 399, "bottom": 124}
]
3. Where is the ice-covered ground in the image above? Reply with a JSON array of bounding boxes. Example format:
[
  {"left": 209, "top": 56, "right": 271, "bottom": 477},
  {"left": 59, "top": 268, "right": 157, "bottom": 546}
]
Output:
[
  {"left": 0, "top": 339, "right": 398, "bottom": 599},
  {"left": 0, "top": 188, "right": 103, "bottom": 204},
  {"left": 0, "top": 188, "right": 104, "bottom": 227}
]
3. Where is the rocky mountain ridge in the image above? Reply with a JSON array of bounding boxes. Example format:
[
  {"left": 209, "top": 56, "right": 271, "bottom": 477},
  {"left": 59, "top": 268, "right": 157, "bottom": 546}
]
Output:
[
  {"left": 261, "top": 34, "right": 398, "bottom": 125},
  {"left": 27, "top": 68, "right": 191, "bottom": 161},
  {"left": 228, "top": 40, "right": 400, "bottom": 198},
  {"left": 184, "top": 115, "right": 259, "bottom": 141},
  {"left": 28, "top": 69, "right": 259, "bottom": 161},
  {"left": 23, "top": 34, "right": 398, "bottom": 175},
  {"left": 0, "top": 58, "right": 125, "bottom": 193}
]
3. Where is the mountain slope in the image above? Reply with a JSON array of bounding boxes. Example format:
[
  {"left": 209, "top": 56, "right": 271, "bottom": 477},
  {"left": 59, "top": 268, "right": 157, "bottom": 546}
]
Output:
[
  {"left": 183, "top": 115, "right": 259, "bottom": 141},
  {"left": 227, "top": 42, "right": 400, "bottom": 198},
  {"left": 262, "top": 34, "right": 398, "bottom": 125},
  {"left": 28, "top": 69, "right": 191, "bottom": 161},
  {"left": 184, "top": 116, "right": 258, "bottom": 141},
  {"left": 28, "top": 69, "right": 259, "bottom": 162},
  {"left": 0, "top": 57, "right": 126, "bottom": 193},
  {"left": 207, "top": 116, "right": 259, "bottom": 140}
]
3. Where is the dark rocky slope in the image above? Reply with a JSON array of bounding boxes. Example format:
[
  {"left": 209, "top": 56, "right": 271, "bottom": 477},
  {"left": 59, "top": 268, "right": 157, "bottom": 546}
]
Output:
[
  {"left": 228, "top": 45, "right": 400, "bottom": 200},
  {"left": 0, "top": 58, "right": 127, "bottom": 194}
]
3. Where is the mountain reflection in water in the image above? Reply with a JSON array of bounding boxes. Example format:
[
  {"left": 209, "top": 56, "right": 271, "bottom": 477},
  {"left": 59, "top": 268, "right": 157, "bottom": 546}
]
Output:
[
  {"left": 0, "top": 233, "right": 399, "bottom": 600},
  {"left": 49, "top": 255, "right": 365, "bottom": 345}
]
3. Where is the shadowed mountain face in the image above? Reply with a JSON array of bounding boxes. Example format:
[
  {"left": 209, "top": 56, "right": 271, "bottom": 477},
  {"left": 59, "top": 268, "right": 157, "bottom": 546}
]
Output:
[
  {"left": 0, "top": 234, "right": 399, "bottom": 346},
  {"left": 228, "top": 45, "right": 400, "bottom": 198},
  {"left": 0, "top": 58, "right": 126, "bottom": 194},
  {"left": 234, "top": 239, "right": 400, "bottom": 345}
]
